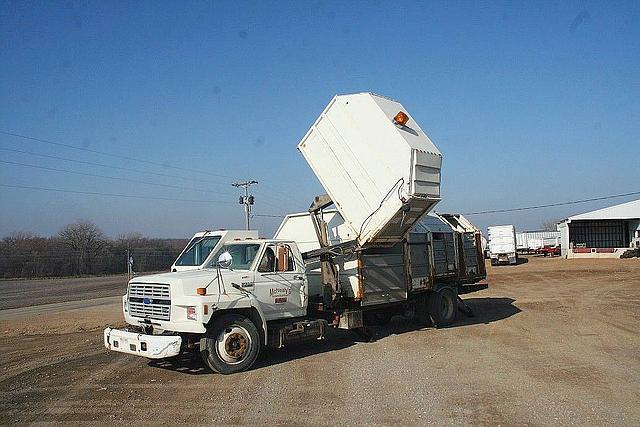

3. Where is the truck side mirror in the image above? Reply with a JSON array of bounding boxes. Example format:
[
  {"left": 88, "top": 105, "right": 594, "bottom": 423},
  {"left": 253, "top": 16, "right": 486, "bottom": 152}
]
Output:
[{"left": 217, "top": 251, "right": 233, "bottom": 269}]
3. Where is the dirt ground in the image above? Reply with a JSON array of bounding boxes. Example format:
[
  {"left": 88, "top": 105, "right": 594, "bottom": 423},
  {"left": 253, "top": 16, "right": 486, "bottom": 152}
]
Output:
[{"left": 1, "top": 256, "right": 639, "bottom": 426}]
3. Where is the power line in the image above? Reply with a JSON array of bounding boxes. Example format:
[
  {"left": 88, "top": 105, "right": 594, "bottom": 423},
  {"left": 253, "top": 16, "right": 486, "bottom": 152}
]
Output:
[
  {"left": 0, "top": 159, "right": 235, "bottom": 197},
  {"left": 255, "top": 190, "right": 640, "bottom": 218},
  {"left": 0, "top": 183, "right": 235, "bottom": 204},
  {"left": 0, "top": 129, "right": 237, "bottom": 180},
  {"left": 463, "top": 191, "right": 640, "bottom": 215},
  {"left": 0, "top": 147, "right": 225, "bottom": 186},
  {"left": 1, "top": 137, "right": 307, "bottom": 204}
]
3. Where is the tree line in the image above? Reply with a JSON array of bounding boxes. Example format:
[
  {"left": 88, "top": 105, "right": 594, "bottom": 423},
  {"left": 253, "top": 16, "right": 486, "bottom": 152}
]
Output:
[{"left": 0, "top": 220, "right": 188, "bottom": 279}]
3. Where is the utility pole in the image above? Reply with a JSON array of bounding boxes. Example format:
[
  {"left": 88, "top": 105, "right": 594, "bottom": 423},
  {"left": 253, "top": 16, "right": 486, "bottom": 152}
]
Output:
[
  {"left": 126, "top": 242, "right": 135, "bottom": 280},
  {"left": 232, "top": 180, "right": 258, "bottom": 230}
]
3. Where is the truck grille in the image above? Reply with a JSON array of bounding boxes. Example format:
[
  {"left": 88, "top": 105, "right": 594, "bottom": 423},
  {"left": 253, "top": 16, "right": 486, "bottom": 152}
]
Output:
[{"left": 128, "top": 283, "right": 171, "bottom": 321}]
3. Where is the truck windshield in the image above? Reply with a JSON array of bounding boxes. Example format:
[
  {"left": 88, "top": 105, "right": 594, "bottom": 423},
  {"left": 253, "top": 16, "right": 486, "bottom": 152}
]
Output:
[
  {"left": 175, "top": 236, "right": 221, "bottom": 266},
  {"left": 208, "top": 244, "right": 261, "bottom": 270}
]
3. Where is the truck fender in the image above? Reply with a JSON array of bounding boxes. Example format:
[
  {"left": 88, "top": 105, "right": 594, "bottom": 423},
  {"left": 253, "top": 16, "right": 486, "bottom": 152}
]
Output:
[{"left": 246, "top": 293, "right": 268, "bottom": 345}]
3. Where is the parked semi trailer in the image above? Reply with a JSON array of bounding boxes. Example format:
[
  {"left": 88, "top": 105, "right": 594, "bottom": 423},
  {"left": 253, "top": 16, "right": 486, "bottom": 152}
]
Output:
[
  {"left": 104, "top": 93, "right": 488, "bottom": 374},
  {"left": 488, "top": 225, "right": 518, "bottom": 265},
  {"left": 515, "top": 230, "right": 560, "bottom": 253}
]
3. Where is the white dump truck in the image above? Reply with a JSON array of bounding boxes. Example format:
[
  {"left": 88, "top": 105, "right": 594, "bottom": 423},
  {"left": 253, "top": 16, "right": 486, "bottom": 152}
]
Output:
[
  {"left": 104, "top": 93, "right": 488, "bottom": 374},
  {"left": 488, "top": 225, "right": 518, "bottom": 265}
]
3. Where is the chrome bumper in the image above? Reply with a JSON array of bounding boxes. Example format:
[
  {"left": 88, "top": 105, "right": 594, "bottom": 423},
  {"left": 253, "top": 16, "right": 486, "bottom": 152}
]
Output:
[{"left": 103, "top": 327, "right": 181, "bottom": 359}]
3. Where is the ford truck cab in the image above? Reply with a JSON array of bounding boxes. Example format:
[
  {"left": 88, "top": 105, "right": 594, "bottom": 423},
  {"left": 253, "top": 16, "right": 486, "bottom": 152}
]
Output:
[
  {"left": 105, "top": 239, "right": 312, "bottom": 374},
  {"left": 171, "top": 229, "right": 258, "bottom": 272}
]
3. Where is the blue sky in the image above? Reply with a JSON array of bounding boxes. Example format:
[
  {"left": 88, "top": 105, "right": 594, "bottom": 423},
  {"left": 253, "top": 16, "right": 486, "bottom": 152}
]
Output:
[{"left": 1, "top": 1, "right": 638, "bottom": 238}]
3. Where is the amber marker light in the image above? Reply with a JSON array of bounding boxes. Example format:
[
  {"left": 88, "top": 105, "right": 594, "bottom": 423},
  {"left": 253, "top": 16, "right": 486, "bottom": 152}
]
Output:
[
  {"left": 196, "top": 287, "right": 206, "bottom": 295},
  {"left": 393, "top": 111, "right": 409, "bottom": 126}
]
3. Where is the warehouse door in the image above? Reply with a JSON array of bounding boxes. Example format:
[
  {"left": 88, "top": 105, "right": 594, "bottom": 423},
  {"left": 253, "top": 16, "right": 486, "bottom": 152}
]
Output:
[{"left": 569, "top": 220, "right": 628, "bottom": 248}]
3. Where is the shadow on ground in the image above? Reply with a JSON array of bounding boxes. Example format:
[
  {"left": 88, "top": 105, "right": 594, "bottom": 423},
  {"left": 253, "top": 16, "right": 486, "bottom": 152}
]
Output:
[
  {"left": 148, "top": 333, "right": 357, "bottom": 375},
  {"left": 454, "top": 297, "right": 521, "bottom": 326},
  {"left": 148, "top": 297, "right": 521, "bottom": 375},
  {"left": 491, "top": 257, "right": 529, "bottom": 266}
]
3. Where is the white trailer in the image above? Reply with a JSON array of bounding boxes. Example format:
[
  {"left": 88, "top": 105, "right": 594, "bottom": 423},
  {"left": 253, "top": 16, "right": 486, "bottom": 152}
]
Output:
[
  {"left": 104, "top": 93, "right": 487, "bottom": 374},
  {"left": 488, "top": 225, "right": 518, "bottom": 265},
  {"left": 516, "top": 230, "right": 561, "bottom": 253}
]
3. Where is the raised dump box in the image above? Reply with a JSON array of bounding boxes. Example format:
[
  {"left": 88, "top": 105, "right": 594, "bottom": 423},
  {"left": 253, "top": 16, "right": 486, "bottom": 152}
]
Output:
[{"left": 298, "top": 92, "right": 442, "bottom": 246}]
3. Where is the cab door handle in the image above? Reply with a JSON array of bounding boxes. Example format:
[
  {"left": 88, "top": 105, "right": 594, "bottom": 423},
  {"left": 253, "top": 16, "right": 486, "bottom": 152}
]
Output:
[{"left": 294, "top": 275, "right": 304, "bottom": 280}]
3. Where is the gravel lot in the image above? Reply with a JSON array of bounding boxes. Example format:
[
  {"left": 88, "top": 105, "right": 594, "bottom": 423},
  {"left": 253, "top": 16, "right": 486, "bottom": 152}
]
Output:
[{"left": 1, "top": 256, "right": 639, "bottom": 425}]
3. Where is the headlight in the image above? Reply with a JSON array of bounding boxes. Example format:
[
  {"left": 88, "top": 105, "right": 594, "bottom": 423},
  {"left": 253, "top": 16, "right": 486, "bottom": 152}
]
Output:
[
  {"left": 187, "top": 306, "right": 197, "bottom": 320},
  {"left": 123, "top": 298, "right": 128, "bottom": 312}
]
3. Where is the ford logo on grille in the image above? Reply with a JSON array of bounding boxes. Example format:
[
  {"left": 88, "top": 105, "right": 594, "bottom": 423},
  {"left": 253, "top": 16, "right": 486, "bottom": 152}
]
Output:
[{"left": 143, "top": 297, "right": 152, "bottom": 304}]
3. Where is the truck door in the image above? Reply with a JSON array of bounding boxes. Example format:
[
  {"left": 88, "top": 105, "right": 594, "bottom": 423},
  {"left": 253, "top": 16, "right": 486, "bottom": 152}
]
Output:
[{"left": 253, "top": 244, "right": 305, "bottom": 320}]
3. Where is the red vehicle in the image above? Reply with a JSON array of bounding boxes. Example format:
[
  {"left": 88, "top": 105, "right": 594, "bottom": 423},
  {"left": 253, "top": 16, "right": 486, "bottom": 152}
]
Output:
[{"left": 538, "top": 245, "right": 561, "bottom": 257}]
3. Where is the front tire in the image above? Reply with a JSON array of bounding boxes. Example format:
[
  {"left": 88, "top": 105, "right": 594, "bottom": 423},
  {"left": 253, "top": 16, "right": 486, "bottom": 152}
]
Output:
[
  {"left": 200, "top": 314, "right": 260, "bottom": 374},
  {"left": 428, "top": 287, "right": 457, "bottom": 327}
]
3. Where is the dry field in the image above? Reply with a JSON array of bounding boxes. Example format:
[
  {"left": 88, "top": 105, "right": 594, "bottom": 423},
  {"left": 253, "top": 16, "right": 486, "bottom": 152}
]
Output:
[{"left": 1, "top": 256, "right": 639, "bottom": 425}]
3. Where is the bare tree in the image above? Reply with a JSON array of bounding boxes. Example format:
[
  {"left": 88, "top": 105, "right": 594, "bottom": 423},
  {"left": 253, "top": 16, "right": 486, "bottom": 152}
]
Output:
[
  {"left": 58, "top": 220, "right": 106, "bottom": 275},
  {"left": 3, "top": 231, "right": 38, "bottom": 246},
  {"left": 117, "top": 232, "right": 144, "bottom": 246},
  {"left": 541, "top": 219, "right": 562, "bottom": 231}
]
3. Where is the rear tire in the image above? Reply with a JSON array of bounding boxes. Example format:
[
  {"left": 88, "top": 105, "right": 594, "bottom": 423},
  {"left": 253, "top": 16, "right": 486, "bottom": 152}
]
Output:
[
  {"left": 200, "top": 314, "right": 260, "bottom": 374},
  {"left": 428, "top": 287, "right": 457, "bottom": 327}
]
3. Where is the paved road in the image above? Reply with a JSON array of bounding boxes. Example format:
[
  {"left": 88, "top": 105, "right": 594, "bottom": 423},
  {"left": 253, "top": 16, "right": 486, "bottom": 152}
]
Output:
[
  {"left": 0, "top": 296, "right": 121, "bottom": 321},
  {"left": 0, "top": 273, "right": 152, "bottom": 310}
]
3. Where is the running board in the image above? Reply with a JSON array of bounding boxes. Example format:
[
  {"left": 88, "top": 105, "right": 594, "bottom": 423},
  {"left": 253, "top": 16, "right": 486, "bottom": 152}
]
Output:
[{"left": 267, "top": 319, "right": 329, "bottom": 348}]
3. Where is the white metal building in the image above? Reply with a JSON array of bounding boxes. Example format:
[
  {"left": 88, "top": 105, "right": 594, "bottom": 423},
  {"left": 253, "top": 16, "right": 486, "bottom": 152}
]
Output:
[{"left": 557, "top": 199, "right": 640, "bottom": 258}]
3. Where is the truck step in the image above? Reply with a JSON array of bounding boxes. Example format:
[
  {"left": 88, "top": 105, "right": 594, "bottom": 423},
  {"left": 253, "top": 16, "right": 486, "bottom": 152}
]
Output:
[{"left": 268, "top": 319, "right": 329, "bottom": 348}]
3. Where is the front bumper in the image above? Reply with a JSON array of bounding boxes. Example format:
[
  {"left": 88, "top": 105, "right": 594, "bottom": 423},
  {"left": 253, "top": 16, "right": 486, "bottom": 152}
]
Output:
[{"left": 104, "top": 327, "right": 181, "bottom": 359}]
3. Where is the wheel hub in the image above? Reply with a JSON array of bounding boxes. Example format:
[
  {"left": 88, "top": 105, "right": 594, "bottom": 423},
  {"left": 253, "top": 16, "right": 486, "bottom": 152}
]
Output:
[
  {"left": 225, "top": 332, "right": 248, "bottom": 359},
  {"left": 441, "top": 294, "right": 454, "bottom": 318},
  {"left": 215, "top": 326, "right": 252, "bottom": 364}
]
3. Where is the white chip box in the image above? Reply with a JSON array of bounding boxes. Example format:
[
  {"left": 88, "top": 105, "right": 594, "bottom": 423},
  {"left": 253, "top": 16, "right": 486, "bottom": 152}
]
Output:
[{"left": 298, "top": 92, "right": 442, "bottom": 246}]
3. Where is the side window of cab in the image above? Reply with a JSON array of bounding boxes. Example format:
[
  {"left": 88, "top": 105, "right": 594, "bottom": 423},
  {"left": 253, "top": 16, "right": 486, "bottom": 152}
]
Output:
[
  {"left": 257, "top": 246, "right": 276, "bottom": 273},
  {"left": 276, "top": 244, "right": 295, "bottom": 272}
]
